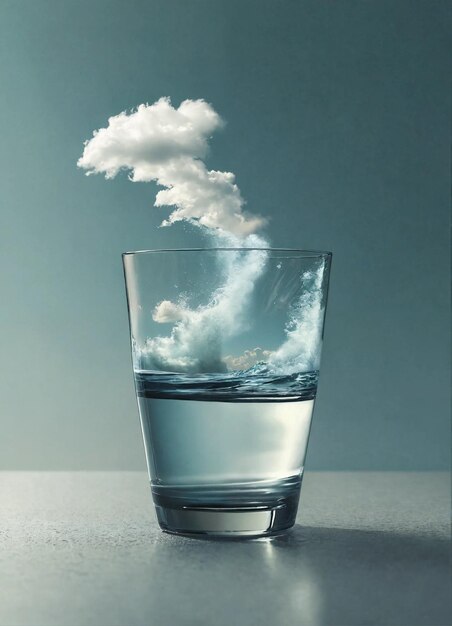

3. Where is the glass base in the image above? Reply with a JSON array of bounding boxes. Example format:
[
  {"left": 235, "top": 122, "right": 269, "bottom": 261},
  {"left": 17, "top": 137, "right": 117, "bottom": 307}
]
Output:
[
  {"left": 154, "top": 501, "right": 298, "bottom": 538},
  {"left": 151, "top": 477, "right": 302, "bottom": 538}
]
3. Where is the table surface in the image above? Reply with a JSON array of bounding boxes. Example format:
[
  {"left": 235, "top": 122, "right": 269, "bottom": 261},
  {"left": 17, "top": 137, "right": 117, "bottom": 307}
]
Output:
[{"left": 0, "top": 472, "right": 450, "bottom": 626}]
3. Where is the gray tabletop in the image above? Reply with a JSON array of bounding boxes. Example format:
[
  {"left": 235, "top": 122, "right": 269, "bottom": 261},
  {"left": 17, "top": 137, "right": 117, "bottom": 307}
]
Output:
[{"left": 1, "top": 472, "right": 450, "bottom": 626}]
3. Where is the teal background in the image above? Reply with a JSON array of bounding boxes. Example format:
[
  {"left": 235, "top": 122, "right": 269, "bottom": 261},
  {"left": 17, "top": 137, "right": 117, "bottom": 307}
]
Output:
[{"left": 0, "top": 0, "right": 449, "bottom": 469}]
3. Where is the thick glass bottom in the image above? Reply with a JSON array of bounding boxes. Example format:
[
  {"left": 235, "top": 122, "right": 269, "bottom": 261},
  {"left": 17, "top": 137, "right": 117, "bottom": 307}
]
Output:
[
  {"left": 152, "top": 480, "right": 301, "bottom": 538},
  {"left": 155, "top": 504, "right": 297, "bottom": 538}
]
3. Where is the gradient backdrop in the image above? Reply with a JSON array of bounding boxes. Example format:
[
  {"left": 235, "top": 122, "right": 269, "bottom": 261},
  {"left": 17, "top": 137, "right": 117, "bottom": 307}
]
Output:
[{"left": 0, "top": 0, "right": 450, "bottom": 469}]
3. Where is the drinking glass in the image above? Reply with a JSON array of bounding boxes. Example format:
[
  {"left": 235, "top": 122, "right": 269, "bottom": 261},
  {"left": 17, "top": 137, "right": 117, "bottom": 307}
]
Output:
[{"left": 123, "top": 248, "right": 332, "bottom": 537}]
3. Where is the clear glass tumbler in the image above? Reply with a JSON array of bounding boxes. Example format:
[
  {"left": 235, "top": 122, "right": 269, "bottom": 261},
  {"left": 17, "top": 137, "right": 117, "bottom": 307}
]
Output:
[{"left": 123, "top": 248, "right": 331, "bottom": 537}]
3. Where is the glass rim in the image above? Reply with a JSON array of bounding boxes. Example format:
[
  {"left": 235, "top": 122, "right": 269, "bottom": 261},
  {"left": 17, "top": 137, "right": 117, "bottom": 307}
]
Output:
[{"left": 122, "top": 247, "right": 332, "bottom": 258}]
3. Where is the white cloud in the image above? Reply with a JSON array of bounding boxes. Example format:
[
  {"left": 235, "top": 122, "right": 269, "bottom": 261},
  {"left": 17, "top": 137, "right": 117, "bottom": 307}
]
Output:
[
  {"left": 223, "top": 347, "right": 274, "bottom": 371},
  {"left": 78, "top": 97, "right": 266, "bottom": 237},
  {"left": 79, "top": 96, "right": 325, "bottom": 377},
  {"left": 152, "top": 300, "right": 186, "bottom": 323}
]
